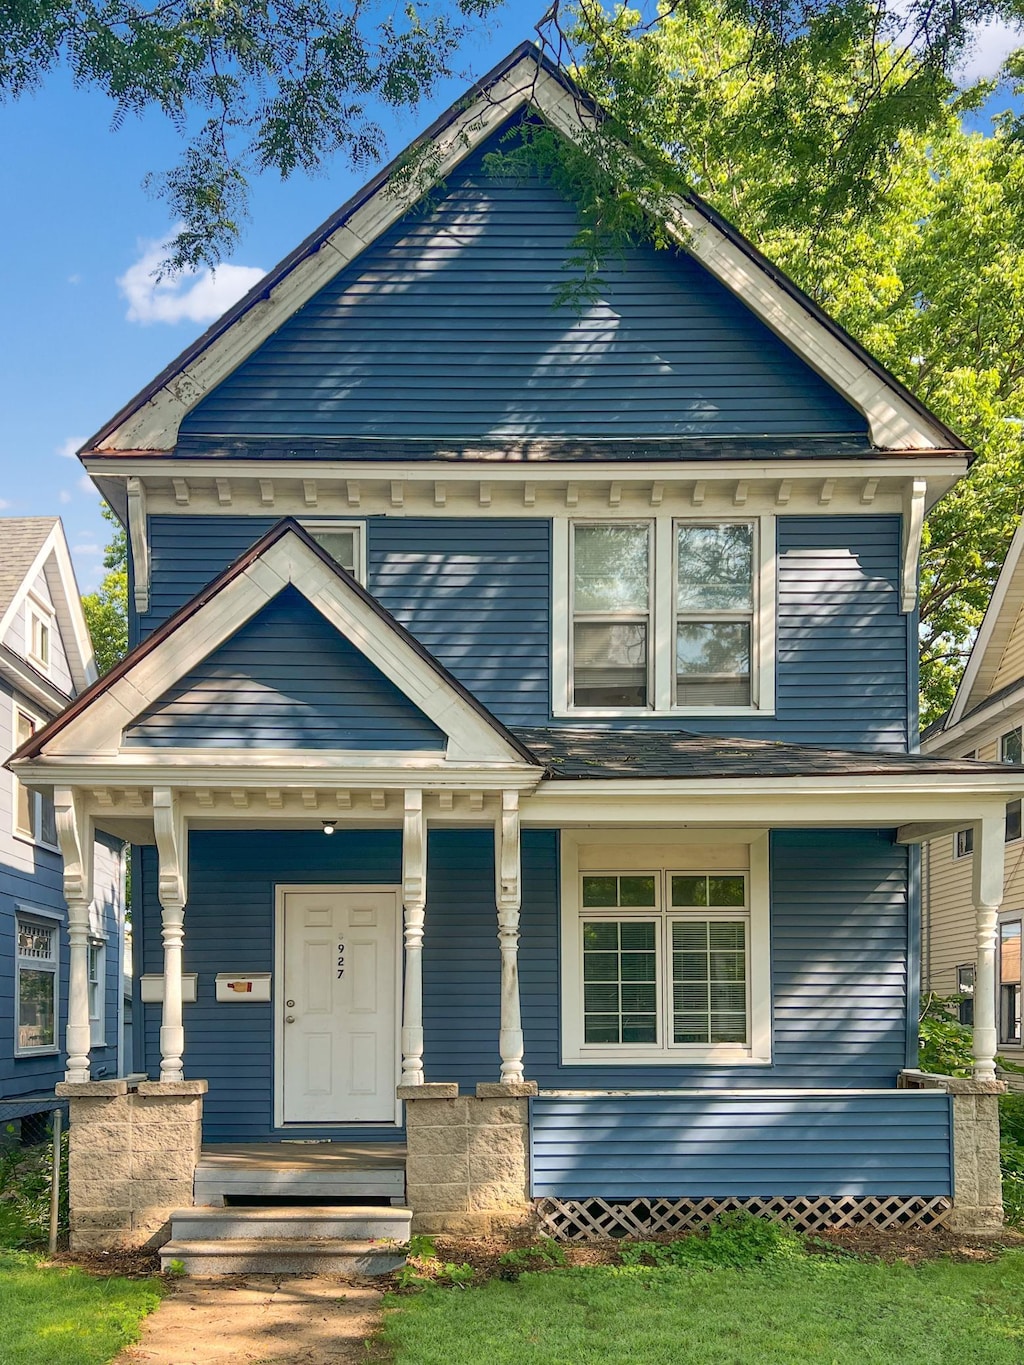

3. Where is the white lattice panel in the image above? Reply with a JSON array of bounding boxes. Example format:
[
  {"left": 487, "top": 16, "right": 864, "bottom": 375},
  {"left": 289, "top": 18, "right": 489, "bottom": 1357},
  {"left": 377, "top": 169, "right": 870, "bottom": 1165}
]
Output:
[{"left": 534, "top": 1194, "right": 953, "bottom": 1240}]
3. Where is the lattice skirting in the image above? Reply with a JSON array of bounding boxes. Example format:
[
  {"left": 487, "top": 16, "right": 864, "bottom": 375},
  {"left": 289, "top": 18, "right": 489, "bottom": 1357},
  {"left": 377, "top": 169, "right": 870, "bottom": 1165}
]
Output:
[{"left": 534, "top": 1194, "right": 953, "bottom": 1240}]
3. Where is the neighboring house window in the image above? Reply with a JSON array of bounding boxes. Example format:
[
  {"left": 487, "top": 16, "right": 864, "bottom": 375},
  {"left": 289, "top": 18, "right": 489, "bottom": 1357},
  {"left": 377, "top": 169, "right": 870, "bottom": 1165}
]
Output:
[
  {"left": 957, "top": 964, "right": 975, "bottom": 1026},
  {"left": 27, "top": 602, "right": 51, "bottom": 673},
  {"left": 558, "top": 517, "right": 771, "bottom": 715},
  {"left": 12, "top": 709, "right": 57, "bottom": 847},
  {"left": 88, "top": 939, "right": 105, "bottom": 1047},
  {"left": 954, "top": 827, "right": 974, "bottom": 859},
  {"left": 562, "top": 834, "right": 771, "bottom": 1064},
  {"left": 1000, "top": 919, "right": 1022, "bottom": 1046},
  {"left": 304, "top": 522, "right": 365, "bottom": 583},
  {"left": 1001, "top": 732, "right": 1023, "bottom": 843},
  {"left": 16, "top": 914, "right": 58, "bottom": 1054}
]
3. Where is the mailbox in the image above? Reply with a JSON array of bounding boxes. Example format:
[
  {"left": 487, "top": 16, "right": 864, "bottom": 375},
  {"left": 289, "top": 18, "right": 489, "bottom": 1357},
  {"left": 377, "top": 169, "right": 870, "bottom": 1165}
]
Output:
[{"left": 215, "top": 972, "right": 272, "bottom": 1002}]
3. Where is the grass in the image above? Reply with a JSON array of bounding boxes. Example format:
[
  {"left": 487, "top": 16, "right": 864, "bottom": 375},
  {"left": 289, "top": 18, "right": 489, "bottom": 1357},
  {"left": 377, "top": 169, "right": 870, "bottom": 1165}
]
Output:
[
  {"left": 381, "top": 1249, "right": 1024, "bottom": 1364},
  {"left": 0, "top": 1250, "right": 164, "bottom": 1365}
]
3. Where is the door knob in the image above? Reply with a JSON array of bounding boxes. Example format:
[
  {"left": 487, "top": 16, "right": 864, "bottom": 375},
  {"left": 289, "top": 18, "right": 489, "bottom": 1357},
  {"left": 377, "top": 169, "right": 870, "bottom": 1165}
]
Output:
[{"left": 285, "top": 1015, "right": 296, "bottom": 1023}]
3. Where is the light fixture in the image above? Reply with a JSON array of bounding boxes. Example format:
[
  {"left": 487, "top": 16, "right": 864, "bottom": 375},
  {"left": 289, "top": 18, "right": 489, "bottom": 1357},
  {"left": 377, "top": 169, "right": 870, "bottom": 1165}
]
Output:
[{"left": 322, "top": 819, "right": 336, "bottom": 836}]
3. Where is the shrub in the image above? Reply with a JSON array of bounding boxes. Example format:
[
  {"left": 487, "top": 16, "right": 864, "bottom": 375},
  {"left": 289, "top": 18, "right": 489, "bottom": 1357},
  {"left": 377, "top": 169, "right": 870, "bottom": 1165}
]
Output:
[{"left": 619, "top": 1212, "right": 803, "bottom": 1270}]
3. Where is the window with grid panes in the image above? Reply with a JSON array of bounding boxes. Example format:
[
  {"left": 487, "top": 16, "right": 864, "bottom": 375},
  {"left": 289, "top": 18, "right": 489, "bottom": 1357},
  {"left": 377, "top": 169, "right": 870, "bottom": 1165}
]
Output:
[
  {"left": 16, "top": 915, "right": 57, "bottom": 1053},
  {"left": 579, "top": 870, "right": 749, "bottom": 1052}
]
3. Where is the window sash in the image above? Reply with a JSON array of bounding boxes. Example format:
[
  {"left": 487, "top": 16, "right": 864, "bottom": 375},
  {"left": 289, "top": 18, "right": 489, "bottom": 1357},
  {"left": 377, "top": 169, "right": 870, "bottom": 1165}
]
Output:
[
  {"left": 674, "top": 522, "right": 755, "bottom": 708},
  {"left": 571, "top": 523, "right": 652, "bottom": 710}
]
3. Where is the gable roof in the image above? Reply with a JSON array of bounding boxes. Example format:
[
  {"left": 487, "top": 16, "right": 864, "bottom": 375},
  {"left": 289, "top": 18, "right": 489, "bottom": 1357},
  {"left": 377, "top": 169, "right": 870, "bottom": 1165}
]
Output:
[
  {"left": 0, "top": 516, "right": 96, "bottom": 695},
  {"left": 10, "top": 518, "right": 538, "bottom": 770},
  {"left": 83, "top": 43, "right": 964, "bottom": 459}
]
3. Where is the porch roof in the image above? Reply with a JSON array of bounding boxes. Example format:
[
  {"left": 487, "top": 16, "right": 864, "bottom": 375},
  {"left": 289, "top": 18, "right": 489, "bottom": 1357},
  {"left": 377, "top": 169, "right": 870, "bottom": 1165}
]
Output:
[{"left": 514, "top": 726, "right": 1016, "bottom": 780}]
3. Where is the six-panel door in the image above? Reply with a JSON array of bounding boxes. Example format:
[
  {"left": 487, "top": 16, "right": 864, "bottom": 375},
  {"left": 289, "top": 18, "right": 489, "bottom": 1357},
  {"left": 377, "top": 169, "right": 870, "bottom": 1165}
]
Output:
[{"left": 280, "top": 889, "right": 398, "bottom": 1123}]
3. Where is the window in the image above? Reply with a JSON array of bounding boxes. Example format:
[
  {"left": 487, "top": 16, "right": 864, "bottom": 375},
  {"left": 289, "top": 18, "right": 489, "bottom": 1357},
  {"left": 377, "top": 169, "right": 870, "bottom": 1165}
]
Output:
[
  {"left": 563, "top": 834, "right": 771, "bottom": 1064},
  {"left": 303, "top": 522, "right": 364, "bottom": 582},
  {"left": 1002, "top": 729, "right": 1023, "bottom": 765},
  {"left": 27, "top": 605, "right": 51, "bottom": 672},
  {"left": 954, "top": 827, "right": 974, "bottom": 859},
  {"left": 957, "top": 964, "right": 975, "bottom": 1027},
  {"left": 559, "top": 516, "right": 771, "bottom": 715},
  {"left": 12, "top": 710, "right": 56, "bottom": 847},
  {"left": 88, "top": 940, "right": 105, "bottom": 1046},
  {"left": 16, "top": 915, "right": 58, "bottom": 1054},
  {"left": 1000, "top": 920, "right": 1022, "bottom": 1046},
  {"left": 572, "top": 524, "right": 651, "bottom": 708},
  {"left": 675, "top": 523, "right": 754, "bottom": 707}
]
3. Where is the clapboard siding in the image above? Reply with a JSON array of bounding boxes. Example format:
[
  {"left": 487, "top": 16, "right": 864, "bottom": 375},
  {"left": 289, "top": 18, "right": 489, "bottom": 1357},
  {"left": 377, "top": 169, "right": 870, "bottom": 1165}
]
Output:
[
  {"left": 368, "top": 520, "right": 551, "bottom": 728},
  {"left": 530, "top": 1093, "right": 952, "bottom": 1197},
  {"left": 179, "top": 126, "right": 866, "bottom": 442},
  {"left": 127, "top": 586, "right": 444, "bottom": 750},
  {"left": 141, "top": 514, "right": 906, "bottom": 749}
]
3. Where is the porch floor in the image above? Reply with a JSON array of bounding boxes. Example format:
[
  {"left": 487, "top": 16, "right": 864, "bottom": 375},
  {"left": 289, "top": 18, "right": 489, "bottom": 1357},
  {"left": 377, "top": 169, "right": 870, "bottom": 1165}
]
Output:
[{"left": 194, "top": 1143, "right": 407, "bottom": 1206}]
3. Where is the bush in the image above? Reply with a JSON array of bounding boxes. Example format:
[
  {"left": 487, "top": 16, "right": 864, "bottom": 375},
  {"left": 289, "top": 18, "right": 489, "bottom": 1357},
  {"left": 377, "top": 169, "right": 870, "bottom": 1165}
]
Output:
[
  {"left": 0, "top": 1121, "right": 66, "bottom": 1250},
  {"left": 619, "top": 1212, "right": 803, "bottom": 1270}
]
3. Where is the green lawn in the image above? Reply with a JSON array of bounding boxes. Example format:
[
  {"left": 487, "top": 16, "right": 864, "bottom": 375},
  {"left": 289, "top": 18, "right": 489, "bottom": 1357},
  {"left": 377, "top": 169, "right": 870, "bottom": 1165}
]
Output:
[
  {"left": 0, "top": 1251, "right": 164, "bottom": 1365},
  {"left": 382, "top": 1252, "right": 1024, "bottom": 1365}
]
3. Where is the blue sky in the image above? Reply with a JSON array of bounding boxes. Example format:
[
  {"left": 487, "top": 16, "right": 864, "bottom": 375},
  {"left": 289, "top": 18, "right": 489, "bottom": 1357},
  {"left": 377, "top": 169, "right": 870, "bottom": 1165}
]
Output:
[{"left": 0, "top": 2, "right": 1019, "bottom": 593}]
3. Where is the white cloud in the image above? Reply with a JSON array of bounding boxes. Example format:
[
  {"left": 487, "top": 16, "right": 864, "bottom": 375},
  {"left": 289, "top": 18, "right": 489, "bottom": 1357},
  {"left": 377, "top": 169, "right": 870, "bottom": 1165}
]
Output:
[
  {"left": 117, "top": 228, "right": 265, "bottom": 326},
  {"left": 0, "top": 498, "right": 9, "bottom": 510},
  {"left": 73, "top": 542, "right": 101, "bottom": 556},
  {"left": 68, "top": 273, "right": 82, "bottom": 285},
  {"left": 59, "top": 490, "right": 72, "bottom": 504},
  {"left": 57, "top": 435, "right": 85, "bottom": 459},
  {"left": 956, "top": 17, "right": 1021, "bottom": 82}
]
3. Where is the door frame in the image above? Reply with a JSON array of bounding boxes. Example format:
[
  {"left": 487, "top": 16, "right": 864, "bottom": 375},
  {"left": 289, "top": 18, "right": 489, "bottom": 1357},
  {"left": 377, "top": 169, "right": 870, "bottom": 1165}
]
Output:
[{"left": 273, "top": 883, "right": 404, "bottom": 1129}]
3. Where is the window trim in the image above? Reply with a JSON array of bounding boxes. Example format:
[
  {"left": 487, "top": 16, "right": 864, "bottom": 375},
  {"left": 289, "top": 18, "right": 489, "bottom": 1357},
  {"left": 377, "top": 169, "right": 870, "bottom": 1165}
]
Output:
[
  {"left": 560, "top": 830, "right": 772, "bottom": 1065},
  {"left": 552, "top": 515, "right": 776, "bottom": 718},
  {"left": 11, "top": 705, "right": 59, "bottom": 852},
  {"left": 300, "top": 520, "right": 366, "bottom": 584},
  {"left": 14, "top": 905, "right": 62, "bottom": 1058}
]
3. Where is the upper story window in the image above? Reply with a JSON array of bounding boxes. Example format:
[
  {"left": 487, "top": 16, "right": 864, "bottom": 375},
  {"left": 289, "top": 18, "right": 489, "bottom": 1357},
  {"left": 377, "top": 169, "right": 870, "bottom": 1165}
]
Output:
[
  {"left": 304, "top": 522, "right": 364, "bottom": 583},
  {"left": 26, "top": 599, "right": 52, "bottom": 674},
  {"left": 955, "top": 744, "right": 1021, "bottom": 853},
  {"left": 558, "top": 516, "right": 772, "bottom": 717},
  {"left": 12, "top": 708, "right": 57, "bottom": 849}
]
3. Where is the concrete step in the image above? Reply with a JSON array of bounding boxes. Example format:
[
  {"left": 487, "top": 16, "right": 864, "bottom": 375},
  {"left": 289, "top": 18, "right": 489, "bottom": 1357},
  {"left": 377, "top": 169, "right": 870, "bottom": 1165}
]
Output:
[
  {"left": 193, "top": 1167, "right": 405, "bottom": 1204},
  {"left": 160, "top": 1236, "right": 407, "bottom": 1277},
  {"left": 170, "top": 1204, "right": 412, "bottom": 1243}
]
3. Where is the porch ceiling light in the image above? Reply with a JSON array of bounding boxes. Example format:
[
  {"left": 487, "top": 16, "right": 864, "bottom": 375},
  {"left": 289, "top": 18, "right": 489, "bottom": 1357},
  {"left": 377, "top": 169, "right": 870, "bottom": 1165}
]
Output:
[{"left": 322, "top": 819, "right": 336, "bottom": 836}]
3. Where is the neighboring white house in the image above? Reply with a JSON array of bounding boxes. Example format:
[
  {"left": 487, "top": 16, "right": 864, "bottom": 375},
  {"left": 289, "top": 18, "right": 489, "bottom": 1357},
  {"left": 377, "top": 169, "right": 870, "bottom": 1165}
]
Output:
[{"left": 0, "top": 517, "right": 127, "bottom": 1099}]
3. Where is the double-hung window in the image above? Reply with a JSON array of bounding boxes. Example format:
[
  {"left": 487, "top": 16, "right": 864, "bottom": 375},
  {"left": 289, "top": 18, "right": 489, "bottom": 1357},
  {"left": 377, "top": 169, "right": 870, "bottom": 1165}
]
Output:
[
  {"left": 12, "top": 709, "right": 57, "bottom": 848},
  {"left": 1000, "top": 919, "right": 1022, "bottom": 1046},
  {"left": 303, "top": 522, "right": 365, "bottom": 583},
  {"left": 956, "top": 964, "right": 975, "bottom": 1026},
  {"left": 563, "top": 834, "right": 771, "bottom": 1064},
  {"left": 88, "top": 939, "right": 105, "bottom": 1047},
  {"left": 1001, "top": 731, "right": 1023, "bottom": 844},
  {"left": 560, "top": 517, "right": 769, "bottom": 715},
  {"left": 16, "top": 914, "right": 58, "bottom": 1054}
]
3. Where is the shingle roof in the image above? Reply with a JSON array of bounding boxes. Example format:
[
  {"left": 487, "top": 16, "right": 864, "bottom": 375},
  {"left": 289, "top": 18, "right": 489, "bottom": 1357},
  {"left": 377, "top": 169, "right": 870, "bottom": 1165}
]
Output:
[
  {"left": 512, "top": 726, "right": 1014, "bottom": 779},
  {"left": 0, "top": 518, "right": 58, "bottom": 617}
]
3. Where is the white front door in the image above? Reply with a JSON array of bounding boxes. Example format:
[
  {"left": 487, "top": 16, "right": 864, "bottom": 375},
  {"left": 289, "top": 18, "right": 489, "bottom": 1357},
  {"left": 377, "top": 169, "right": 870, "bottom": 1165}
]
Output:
[{"left": 280, "top": 888, "right": 398, "bottom": 1123}]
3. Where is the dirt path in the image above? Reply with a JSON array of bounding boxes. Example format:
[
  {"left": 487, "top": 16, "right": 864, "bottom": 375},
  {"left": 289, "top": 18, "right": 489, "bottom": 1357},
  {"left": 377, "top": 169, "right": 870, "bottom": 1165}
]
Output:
[{"left": 115, "top": 1275, "right": 386, "bottom": 1365}]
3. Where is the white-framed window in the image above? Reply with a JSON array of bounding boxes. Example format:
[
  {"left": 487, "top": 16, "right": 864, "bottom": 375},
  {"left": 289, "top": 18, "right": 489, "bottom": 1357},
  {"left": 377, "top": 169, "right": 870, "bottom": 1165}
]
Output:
[
  {"left": 1002, "top": 729, "right": 1023, "bottom": 765},
  {"left": 88, "top": 938, "right": 106, "bottom": 1047},
  {"left": 15, "top": 911, "right": 59, "bottom": 1055},
  {"left": 954, "top": 826, "right": 974, "bottom": 859},
  {"left": 1000, "top": 918, "right": 1022, "bottom": 1047},
  {"left": 302, "top": 521, "right": 365, "bottom": 583},
  {"left": 12, "top": 708, "right": 57, "bottom": 849},
  {"left": 553, "top": 516, "right": 775, "bottom": 716},
  {"left": 26, "top": 599, "right": 52, "bottom": 673},
  {"left": 956, "top": 963, "right": 975, "bottom": 1027},
  {"left": 560, "top": 831, "right": 771, "bottom": 1064}
]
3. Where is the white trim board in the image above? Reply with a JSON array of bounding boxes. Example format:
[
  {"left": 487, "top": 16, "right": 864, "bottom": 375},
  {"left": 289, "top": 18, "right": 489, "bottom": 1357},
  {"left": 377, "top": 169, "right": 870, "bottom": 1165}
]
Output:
[
  {"left": 0, "top": 522, "right": 97, "bottom": 692},
  {"left": 17, "top": 527, "right": 537, "bottom": 772},
  {"left": 87, "top": 49, "right": 960, "bottom": 456},
  {"left": 946, "top": 514, "right": 1024, "bottom": 729}
]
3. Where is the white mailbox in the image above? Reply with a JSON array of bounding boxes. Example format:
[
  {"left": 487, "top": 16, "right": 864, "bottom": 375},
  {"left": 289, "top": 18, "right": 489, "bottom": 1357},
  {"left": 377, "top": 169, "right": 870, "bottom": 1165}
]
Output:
[
  {"left": 140, "top": 973, "right": 198, "bottom": 1004},
  {"left": 216, "top": 972, "right": 272, "bottom": 1002}
]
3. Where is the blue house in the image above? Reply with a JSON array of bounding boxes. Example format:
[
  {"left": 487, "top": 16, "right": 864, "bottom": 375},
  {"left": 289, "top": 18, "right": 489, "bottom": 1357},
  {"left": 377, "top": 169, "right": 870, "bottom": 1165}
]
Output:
[
  {"left": 0, "top": 518, "right": 126, "bottom": 1114},
  {"left": 11, "top": 46, "right": 1022, "bottom": 1265}
]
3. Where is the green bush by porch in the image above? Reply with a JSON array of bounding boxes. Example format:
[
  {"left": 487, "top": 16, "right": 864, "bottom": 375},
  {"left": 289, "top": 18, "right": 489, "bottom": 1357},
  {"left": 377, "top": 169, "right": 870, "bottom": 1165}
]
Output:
[
  {"left": 0, "top": 1251, "right": 163, "bottom": 1365},
  {"left": 382, "top": 1252, "right": 1024, "bottom": 1364}
]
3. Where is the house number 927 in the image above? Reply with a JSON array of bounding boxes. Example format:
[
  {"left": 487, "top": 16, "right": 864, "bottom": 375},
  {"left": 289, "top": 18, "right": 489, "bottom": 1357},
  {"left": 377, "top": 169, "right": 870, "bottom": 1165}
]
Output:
[{"left": 337, "top": 940, "right": 345, "bottom": 980}]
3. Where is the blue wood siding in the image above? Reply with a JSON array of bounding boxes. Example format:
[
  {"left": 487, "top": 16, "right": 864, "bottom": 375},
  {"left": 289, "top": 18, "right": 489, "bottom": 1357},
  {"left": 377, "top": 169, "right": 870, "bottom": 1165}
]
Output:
[
  {"left": 179, "top": 127, "right": 867, "bottom": 442},
  {"left": 139, "top": 514, "right": 906, "bottom": 750},
  {"left": 126, "top": 585, "right": 444, "bottom": 750},
  {"left": 529, "top": 1093, "right": 952, "bottom": 1198}
]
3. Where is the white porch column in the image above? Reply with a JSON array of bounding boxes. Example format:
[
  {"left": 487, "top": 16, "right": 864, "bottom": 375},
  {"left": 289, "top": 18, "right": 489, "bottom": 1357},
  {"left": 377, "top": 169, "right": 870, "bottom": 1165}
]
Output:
[
  {"left": 972, "top": 811, "right": 1006, "bottom": 1081},
  {"left": 55, "top": 789, "right": 95, "bottom": 1084},
  {"left": 495, "top": 790, "right": 525, "bottom": 1083},
  {"left": 153, "top": 787, "right": 188, "bottom": 1083},
  {"left": 401, "top": 789, "right": 426, "bottom": 1086}
]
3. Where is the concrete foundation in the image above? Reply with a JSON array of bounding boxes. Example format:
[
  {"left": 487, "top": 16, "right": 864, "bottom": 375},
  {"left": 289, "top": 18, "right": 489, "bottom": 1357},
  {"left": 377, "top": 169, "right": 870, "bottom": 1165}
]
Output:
[
  {"left": 56, "top": 1078, "right": 206, "bottom": 1250},
  {"left": 899, "top": 1070, "right": 1006, "bottom": 1233},
  {"left": 399, "top": 1080, "right": 538, "bottom": 1235}
]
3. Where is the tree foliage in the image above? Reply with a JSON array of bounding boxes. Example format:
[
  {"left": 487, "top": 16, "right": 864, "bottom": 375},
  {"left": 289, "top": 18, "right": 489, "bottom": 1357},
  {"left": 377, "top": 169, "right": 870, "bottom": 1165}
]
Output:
[
  {"left": 81, "top": 503, "right": 128, "bottom": 676},
  {"left": 0, "top": 0, "right": 504, "bottom": 272},
  {"left": 524, "top": 1, "right": 1024, "bottom": 724}
]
